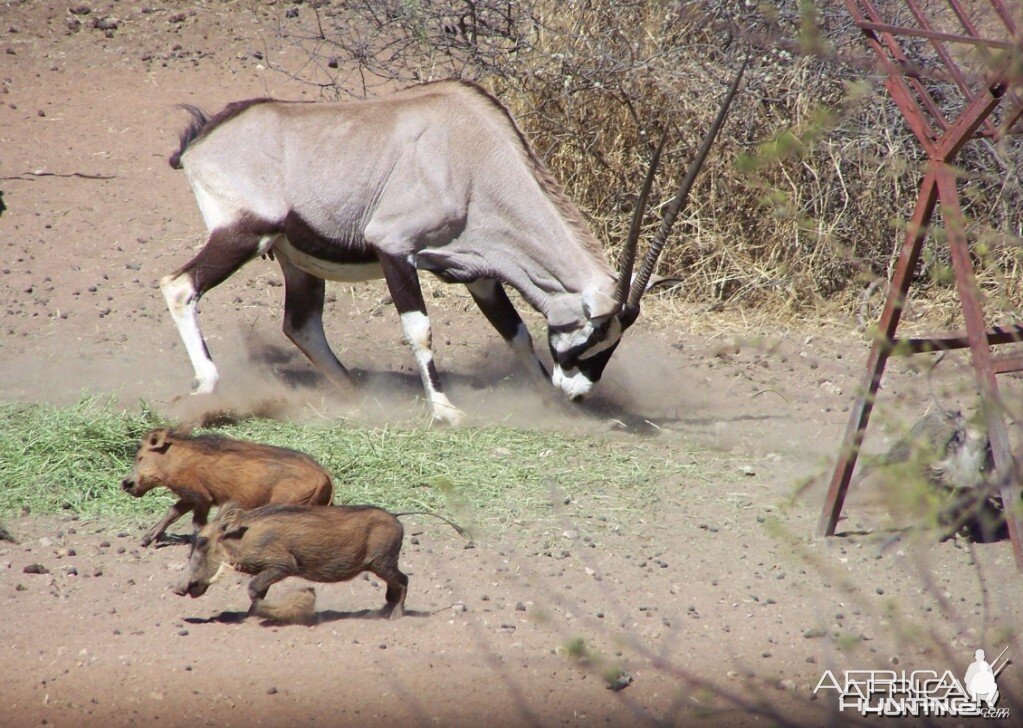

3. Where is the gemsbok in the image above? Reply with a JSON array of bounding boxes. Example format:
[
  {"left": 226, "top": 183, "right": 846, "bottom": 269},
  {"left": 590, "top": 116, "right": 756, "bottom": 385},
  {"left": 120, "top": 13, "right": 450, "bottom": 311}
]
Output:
[{"left": 162, "top": 64, "right": 745, "bottom": 424}]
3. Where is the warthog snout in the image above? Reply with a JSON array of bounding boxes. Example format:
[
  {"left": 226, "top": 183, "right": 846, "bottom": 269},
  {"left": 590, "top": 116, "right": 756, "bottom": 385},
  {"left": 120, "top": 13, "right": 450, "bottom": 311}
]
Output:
[
  {"left": 172, "top": 576, "right": 210, "bottom": 599},
  {"left": 121, "top": 477, "right": 138, "bottom": 495}
]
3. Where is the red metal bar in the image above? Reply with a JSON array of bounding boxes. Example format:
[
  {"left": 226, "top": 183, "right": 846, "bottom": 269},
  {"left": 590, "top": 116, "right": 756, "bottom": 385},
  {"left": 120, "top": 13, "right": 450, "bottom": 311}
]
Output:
[
  {"left": 854, "top": 20, "right": 1016, "bottom": 50},
  {"left": 935, "top": 164, "right": 1023, "bottom": 569},
  {"left": 992, "top": 354, "right": 1023, "bottom": 374},
  {"left": 817, "top": 170, "right": 939, "bottom": 537},
  {"left": 896, "top": 324, "right": 1023, "bottom": 353},
  {"left": 902, "top": 0, "right": 996, "bottom": 136},
  {"left": 826, "top": 0, "right": 1023, "bottom": 570},
  {"left": 988, "top": 0, "right": 1019, "bottom": 35},
  {"left": 935, "top": 83, "right": 1006, "bottom": 160},
  {"left": 849, "top": 0, "right": 947, "bottom": 141}
]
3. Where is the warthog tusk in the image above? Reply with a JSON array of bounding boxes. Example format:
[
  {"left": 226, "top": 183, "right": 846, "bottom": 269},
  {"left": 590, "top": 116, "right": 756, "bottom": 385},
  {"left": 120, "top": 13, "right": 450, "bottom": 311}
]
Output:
[{"left": 209, "top": 561, "right": 235, "bottom": 584}]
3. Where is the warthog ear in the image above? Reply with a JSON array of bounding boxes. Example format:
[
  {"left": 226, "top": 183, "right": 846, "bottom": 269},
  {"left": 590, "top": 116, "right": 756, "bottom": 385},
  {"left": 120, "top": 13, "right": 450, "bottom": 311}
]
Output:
[
  {"left": 146, "top": 428, "right": 171, "bottom": 452},
  {"left": 216, "top": 502, "right": 248, "bottom": 540}
]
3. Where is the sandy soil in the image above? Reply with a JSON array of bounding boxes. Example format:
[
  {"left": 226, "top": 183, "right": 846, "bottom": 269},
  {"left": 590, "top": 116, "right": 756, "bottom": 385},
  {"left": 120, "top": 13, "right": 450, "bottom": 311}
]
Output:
[{"left": 1, "top": 2, "right": 1022, "bottom": 726}]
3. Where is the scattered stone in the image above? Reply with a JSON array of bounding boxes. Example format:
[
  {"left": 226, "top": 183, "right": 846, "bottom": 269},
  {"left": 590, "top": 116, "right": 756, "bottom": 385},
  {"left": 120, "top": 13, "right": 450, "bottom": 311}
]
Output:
[
  {"left": 515, "top": 602, "right": 526, "bottom": 612},
  {"left": 91, "top": 17, "right": 120, "bottom": 30},
  {"left": 23, "top": 563, "right": 49, "bottom": 574},
  {"left": 178, "top": 630, "right": 189, "bottom": 636},
  {"left": 606, "top": 669, "right": 633, "bottom": 692},
  {"left": 740, "top": 465, "right": 756, "bottom": 477},
  {"left": 803, "top": 627, "right": 826, "bottom": 639},
  {"left": 267, "top": 687, "right": 277, "bottom": 695}
]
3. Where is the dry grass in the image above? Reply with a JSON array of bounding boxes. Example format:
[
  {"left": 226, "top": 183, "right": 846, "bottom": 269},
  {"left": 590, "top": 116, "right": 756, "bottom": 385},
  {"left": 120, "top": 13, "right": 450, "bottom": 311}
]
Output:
[{"left": 274, "top": 0, "right": 1023, "bottom": 323}]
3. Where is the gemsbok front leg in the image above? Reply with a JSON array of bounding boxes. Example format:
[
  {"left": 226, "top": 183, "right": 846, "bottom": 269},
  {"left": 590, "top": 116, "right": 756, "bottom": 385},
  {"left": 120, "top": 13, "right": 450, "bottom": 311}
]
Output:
[
  {"left": 465, "top": 279, "right": 553, "bottom": 395},
  {"left": 377, "top": 252, "right": 465, "bottom": 426},
  {"left": 161, "top": 220, "right": 272, "bottom": 394},
  {"left": 278, "top": 255, "right": 355, "bottom": 391}
]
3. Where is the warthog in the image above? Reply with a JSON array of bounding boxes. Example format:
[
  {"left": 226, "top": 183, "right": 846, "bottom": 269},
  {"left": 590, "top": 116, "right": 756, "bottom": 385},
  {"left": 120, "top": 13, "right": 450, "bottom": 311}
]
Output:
[
  {"left": 173, "top": 502, "right": 418, "bottom": 620},
  {"left": 878, "top": 408, "right": 1004, "bottom": 540},
  {"left": 121, "top": 428, "right": 333, "bottom": 547}
]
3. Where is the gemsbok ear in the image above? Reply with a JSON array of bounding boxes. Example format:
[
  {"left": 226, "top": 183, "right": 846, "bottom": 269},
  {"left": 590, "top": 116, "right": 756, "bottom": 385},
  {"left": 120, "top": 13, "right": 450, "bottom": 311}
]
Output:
[{"left": 582, "top": 288, "right": 619, "bottom": 320}]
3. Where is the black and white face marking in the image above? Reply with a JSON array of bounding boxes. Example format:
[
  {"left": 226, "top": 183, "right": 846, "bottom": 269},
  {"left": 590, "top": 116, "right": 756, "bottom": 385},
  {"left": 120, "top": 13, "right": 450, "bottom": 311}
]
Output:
[{"left": 548, "top": 315, "right": 624, "bottom": 400}]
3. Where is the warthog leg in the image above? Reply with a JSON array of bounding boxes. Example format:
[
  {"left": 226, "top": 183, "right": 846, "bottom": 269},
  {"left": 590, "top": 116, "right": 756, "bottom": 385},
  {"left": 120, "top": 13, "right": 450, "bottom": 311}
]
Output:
[
  {"left": 370, "top": 561, "right": 408, "bottom": 620},
  {"left": 245, "top": 566, "right": 290, "bottom": 616}
]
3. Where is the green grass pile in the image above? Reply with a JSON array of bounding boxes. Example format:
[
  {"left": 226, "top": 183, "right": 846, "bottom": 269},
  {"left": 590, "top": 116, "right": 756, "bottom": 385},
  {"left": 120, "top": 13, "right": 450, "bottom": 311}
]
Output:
[{"left": 0, "top": 398, "right": 668, "bottom": 525}]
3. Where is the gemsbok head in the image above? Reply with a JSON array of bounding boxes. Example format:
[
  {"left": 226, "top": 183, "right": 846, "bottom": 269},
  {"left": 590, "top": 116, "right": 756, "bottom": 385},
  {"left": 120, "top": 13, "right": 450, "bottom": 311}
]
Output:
[{"left": 161, "top": 61, "right": 745, "bottom": 424}]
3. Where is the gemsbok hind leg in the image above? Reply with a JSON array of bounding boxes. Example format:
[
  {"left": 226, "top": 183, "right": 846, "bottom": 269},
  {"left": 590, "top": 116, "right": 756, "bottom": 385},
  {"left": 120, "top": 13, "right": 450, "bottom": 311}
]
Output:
[
  {"left": 161, "top": 221, "right": 272, "bottom": 394},
  {"left": 465, "top": 279, "right": 554, "bottom": 395},
  {"left": 377, "top": 252, "right": 465, "bottom": 426},
  {"left": 278, "top": 256, "right": 355, "bottom": 391}
]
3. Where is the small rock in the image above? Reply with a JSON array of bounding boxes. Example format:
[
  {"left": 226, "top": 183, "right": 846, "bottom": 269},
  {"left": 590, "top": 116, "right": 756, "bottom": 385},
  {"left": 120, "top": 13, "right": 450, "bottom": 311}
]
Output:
[
  {"left": 740, "top": 465, "right": 756, "bottom": 477},
  {"left": 515, "top": 602, "right": 526, "bottom": 612},
  {"left": 23, "top": 564, "right": 49, "bottom": 574},
  {"left": 267, "top": 687, "right": 277, "bottom": 695},
  {"left": 91, "top": 17, "right": 120, "bottom": 30},
  {"left": 606, "top": 669, "right": 633, "bottom": 692}
]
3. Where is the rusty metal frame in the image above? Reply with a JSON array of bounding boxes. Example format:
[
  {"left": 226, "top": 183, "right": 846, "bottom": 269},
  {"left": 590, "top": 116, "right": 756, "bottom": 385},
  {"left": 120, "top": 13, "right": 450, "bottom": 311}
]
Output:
[{"left": 819, "top": 0, "right": 1023, "bottom": 569}]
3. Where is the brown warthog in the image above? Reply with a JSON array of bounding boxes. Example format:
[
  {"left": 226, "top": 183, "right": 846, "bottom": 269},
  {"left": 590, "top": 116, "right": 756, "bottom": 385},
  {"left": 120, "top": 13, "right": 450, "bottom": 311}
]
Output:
[
  {"left": 121, "top": 428, "right": 333, "bottom": 547},
  {"left": 173, "top": 502, "right": 411, "bottom": 620}
]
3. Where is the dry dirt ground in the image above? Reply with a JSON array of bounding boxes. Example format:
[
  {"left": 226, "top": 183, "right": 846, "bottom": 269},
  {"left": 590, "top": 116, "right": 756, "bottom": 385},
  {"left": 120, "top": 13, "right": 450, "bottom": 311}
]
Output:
[{"left": 1, "top": 2, "right": 1022, "bottom": 726}]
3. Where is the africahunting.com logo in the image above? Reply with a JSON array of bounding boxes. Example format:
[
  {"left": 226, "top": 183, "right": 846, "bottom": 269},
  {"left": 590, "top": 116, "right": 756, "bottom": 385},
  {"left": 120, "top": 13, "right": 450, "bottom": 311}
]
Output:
[{"left": 814, "top": 647, "right": 1011, "bottom": 718}]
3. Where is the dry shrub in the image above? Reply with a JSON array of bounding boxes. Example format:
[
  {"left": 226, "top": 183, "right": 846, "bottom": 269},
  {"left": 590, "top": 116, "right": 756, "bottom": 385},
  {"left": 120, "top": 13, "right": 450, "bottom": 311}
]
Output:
[{"left": 273, "top": 0, "right": 1023, "bottom": 317}]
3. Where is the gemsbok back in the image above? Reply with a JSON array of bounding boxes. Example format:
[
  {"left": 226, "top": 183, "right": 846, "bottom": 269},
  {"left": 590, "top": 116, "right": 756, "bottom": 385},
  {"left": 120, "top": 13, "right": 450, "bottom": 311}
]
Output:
[{"left": 163, "top": 64, "right": 745, "bottom": 425}]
